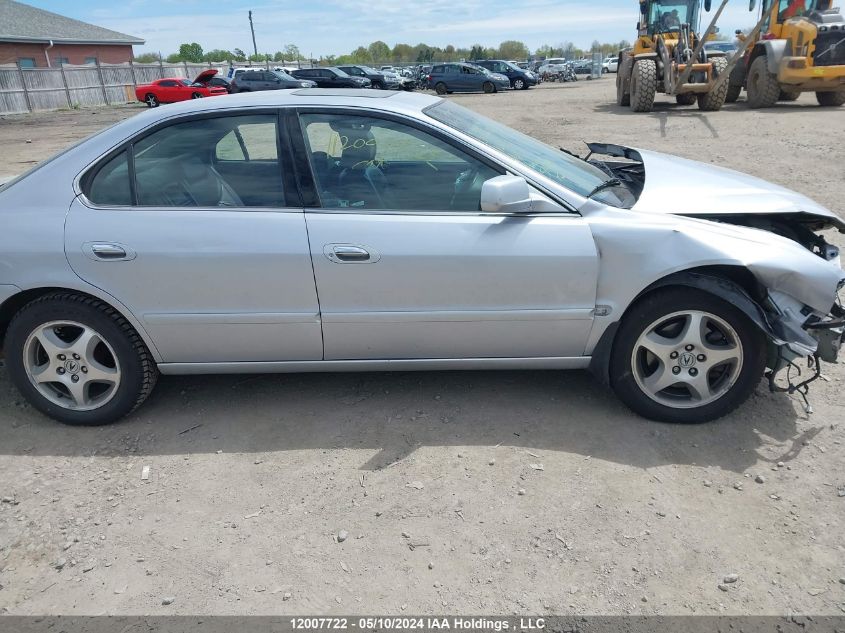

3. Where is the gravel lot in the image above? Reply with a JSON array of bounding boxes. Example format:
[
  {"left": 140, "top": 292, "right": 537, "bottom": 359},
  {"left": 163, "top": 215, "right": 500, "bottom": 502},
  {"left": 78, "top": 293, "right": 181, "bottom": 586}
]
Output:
[{"left": 1, "top": 80, "right": 844, "bottom": 616}]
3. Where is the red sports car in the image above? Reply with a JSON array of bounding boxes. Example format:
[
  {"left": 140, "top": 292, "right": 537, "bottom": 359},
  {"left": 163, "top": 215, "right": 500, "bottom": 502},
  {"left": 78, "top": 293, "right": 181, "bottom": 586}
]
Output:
[{"left": 135, "top": 69, "right": 227, "bottom": 107}]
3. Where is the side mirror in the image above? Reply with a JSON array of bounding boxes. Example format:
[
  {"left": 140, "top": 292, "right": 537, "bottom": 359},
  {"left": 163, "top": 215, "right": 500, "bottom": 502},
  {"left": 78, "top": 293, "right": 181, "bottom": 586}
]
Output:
[
  {"left": 749, "top": 0, "right": 756, "bottom": 9},
  {"left": 705, "top": 0, "right": 712, "bottom": 10},
  {"left": 480, "top": 175, "right": 532, "bottom": 213}
]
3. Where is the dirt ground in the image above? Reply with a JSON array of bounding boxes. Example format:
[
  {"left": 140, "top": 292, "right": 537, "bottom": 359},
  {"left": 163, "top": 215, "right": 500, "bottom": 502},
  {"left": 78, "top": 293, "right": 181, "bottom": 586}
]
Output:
[{"left": 1, "top": 81, "right": 844, "bottom": 617}]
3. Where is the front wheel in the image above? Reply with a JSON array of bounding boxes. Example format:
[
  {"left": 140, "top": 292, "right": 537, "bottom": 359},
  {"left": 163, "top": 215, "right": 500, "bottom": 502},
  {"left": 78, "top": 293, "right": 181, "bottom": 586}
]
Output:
[
  {"left": 5, "top": 293, "right": 158, "bottom": 425},
  {"left": 513, "top": 78, "right": 526, "bottom": 90},
  {"left": 697, "top": 56, "right": 729, "bottom": 111},
  {"left": 630, "top": 58, "right": 657, "bottom": 112},
  {"left": 610, "top": 288, "right": 766, "bottom": 424},
  {"left": 746, "top": 55, "right": 779, "bottom": 108}
]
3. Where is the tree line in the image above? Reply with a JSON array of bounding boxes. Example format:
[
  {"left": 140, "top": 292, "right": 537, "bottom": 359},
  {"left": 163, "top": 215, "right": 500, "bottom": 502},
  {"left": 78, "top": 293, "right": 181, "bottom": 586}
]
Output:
[{"left": 135, "top": 39, "right": 634, "bottom": 66}]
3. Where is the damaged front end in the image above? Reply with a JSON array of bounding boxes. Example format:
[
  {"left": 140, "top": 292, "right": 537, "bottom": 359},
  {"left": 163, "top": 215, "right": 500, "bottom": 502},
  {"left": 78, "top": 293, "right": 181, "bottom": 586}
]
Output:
[
  {"left": 764, "top": 289, "right": 845, "bottom": 412},
  {"left": 584, "top": 142, "right": 845, "bottom": 410}
]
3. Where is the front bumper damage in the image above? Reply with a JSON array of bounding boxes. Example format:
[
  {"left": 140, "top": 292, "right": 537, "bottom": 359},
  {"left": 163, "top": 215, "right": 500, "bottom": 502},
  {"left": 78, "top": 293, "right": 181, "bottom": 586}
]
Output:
[{"left": 766, "top": 289, "right": 845, "bottom": 413}]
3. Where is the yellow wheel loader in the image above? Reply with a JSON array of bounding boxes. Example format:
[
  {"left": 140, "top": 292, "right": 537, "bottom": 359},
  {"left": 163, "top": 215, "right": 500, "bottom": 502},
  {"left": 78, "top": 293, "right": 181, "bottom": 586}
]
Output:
[
  {"left": 726, "top": 0, "right": 845, "bottom": 107},
  {"left": 617, "top": 0, "right": 732, "bottom": 111}
]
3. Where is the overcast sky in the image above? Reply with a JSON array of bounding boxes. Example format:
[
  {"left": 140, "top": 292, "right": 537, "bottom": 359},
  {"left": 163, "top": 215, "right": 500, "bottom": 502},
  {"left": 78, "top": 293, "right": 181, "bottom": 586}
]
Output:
[{"left": 27, "top": 0, "right": 761, "bottom": 57}]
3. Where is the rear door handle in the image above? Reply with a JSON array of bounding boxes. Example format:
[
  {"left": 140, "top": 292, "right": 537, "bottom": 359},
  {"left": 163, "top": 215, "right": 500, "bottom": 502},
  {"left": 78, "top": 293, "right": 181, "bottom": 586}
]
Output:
[
  {"left": 83, "top": 242, "right": 136, "bottom": 262},
  {"left": 324, "top": 244, "right": 380, "bottom": 264}
]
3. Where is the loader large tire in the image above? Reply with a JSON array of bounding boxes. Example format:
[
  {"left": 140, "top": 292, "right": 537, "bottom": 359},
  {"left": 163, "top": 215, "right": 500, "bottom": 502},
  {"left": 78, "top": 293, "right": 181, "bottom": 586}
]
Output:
[
  {"left": 697, "top": 57, "right": 729, "bottom": 111},
  {"left": 616, "top": 54, "right": 632, "bottom": 106},
  {"left": 746, "top": 55, "right": 779, "bottom": 108},
  {"left": 675, "top": 93, "right": 697, "bottom": 105},
  {"left": 779, "top": 88, "right": 801, "bottom": 101},
  {"left": 725, "top": 84, "right": 742, "bottom": 103},
  {"left": 816, "top": 90, "right": 845, "bottom": 107},
  {"left": 630, "top": 58, "right": 657, "bottom": 112}
]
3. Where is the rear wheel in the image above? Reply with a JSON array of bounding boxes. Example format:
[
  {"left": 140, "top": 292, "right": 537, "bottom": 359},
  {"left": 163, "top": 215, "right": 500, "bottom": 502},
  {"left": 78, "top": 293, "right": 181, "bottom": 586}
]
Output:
[
  {"left": 616, "top": 60, "right": 631, "bottom": 106},
  {"left": 144, "top": 93, "right": 159, "bottom": 107},
  {"left": 779, "top": 88, "right": 801, "bottom": 101},
  {"left": 435, "top": 82, "right": 447, "bottom": 95},
  {"left": 816, "top": 90, "right": 845, "bottom": 107},
  {"left": 191, "top": 92, "right": 203, "bottom": 99},
  {"left": 482, "top": 81, "right": 495, "bottom": 94},
  {"left": 746, "top": 55, "right": 779, "bottom": 108},
  {"left": 697, "top": 57, "right": 729, "bottom": 111},
  {"left": 630, "top": 58, "right": 657, "bottom": 112},
  {"left": 610, "top": 288, "right": 766, "bottom": 424},
  {"left": 675, "top": 93, "right": 697, "bottom": 106},
  {"left": 725, "top": 84, "right": 742, "bottom": 103},
  {"left": 5, "top": 293, "right": 158, "bottom": 426}
]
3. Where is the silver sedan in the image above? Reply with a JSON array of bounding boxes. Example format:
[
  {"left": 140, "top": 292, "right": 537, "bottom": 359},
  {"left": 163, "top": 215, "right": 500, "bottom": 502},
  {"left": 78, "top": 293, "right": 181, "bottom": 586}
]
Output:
[{"left": 0, "top": 89, "right": 843, "bottom": 425}]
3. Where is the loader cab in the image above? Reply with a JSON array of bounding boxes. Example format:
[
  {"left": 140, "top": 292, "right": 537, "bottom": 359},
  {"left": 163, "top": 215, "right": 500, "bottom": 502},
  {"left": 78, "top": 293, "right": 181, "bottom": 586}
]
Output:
[{"left": 639, "top": 0, "right": 701, "bottom": 35}]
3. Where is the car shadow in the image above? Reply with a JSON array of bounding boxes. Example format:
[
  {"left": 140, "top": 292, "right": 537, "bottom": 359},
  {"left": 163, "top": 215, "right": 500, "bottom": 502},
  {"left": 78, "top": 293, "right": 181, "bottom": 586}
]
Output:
[{"left": 0, "top": 367, "right": 817, "bottom": 473}]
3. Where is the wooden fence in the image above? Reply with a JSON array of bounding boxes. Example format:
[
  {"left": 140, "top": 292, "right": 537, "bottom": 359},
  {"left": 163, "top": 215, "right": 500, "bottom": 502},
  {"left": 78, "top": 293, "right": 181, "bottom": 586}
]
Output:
[{"left": 0, "top": 60, "right": 288, "bottom": 114}]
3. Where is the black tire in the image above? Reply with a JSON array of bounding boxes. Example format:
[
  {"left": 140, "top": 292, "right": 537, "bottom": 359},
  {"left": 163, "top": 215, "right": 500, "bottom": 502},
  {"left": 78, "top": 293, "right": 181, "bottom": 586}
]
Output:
[
  {"left": 5, "top": 293, "right": 158, "bottom": 426},
  {"left": 675, "top": 93, "right": 697, "bottom": 106},
  {"left": 746, "top": 55, "right": 779, "bottom": 108},
  {"left": 610, "top": 287, "right": 766, "bottom": 424},
  {"left": 374, "top": 81, "right": 385, "bottom": 90},
  {"left": 630, "top": 58, "right": 657, "bottom": 112},
  {"left": 144, "top": 93, "right": 159, "bottom": 108},
  {"left": 482, "top": 81, "right": 495, "bottom": 94},
  {"left": 779, "top": 88, "right": 801, "bottom": 101},
  {"left": 616, "top": 60, "right": 631, "bottom": 106},
  {"left": 435, "top": 82, "right": 447, "bottom": 95},
  {"left": 725, "top": 84, "right": 742, "bottom": 103},
  {"left": 697, "top": 57, "right": 730, "bottom": 111},
  {"left": 513, "top": 78, "right": 526, "bottom": 90},
  {"left": 191, "top": 92, "right": 203, "bottom": 99},
  {"left": 816, "top": 90, "right": 845, "bottom": 107}
]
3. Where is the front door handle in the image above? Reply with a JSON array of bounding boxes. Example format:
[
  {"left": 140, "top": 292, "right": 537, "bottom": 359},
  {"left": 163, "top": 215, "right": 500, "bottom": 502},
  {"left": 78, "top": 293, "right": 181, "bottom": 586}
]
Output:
[
  {"left": 324, "top": 244, "right": 380, "bottom": 264},
  {"left": 83, "top": 242, "right": 136, "bottom": 262}
]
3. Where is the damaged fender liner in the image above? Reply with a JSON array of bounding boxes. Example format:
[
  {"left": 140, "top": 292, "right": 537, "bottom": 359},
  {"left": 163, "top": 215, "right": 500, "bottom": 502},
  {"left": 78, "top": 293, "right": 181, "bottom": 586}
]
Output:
[{"left": 588, "top": 271, "right": 818, "bottom": 385}]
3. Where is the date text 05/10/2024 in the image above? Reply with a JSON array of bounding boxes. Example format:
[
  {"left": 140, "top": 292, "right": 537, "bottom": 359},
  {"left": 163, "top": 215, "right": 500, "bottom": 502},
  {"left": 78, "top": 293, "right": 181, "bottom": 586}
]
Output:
[{"left": 289, "top": 618, "right": 547, "bottom": 631}]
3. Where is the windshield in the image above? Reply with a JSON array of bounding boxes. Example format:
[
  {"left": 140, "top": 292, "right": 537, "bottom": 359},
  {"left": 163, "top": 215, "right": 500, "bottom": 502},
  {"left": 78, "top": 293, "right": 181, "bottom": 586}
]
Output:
[
  {"left": 359, "top": 66, "right": 379, "bottom": 74},
  {"left": 330, "top": 67, "right": 351, "bottom": 78},
  {"left": 272, "top": 70, "right": 295, "bottom": 81},
  {"left": 649, "top": 0, "right": 698, "bottom": 32},
  {"left": 425, "top": 100, "right": 633, "bottom": 207}
]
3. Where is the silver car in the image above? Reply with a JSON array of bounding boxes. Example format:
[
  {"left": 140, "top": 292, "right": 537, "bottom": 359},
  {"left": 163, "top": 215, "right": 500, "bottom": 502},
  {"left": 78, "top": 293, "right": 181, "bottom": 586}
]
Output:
[{"left": 0, "top": 90, "right": 843, "bottom": 425}]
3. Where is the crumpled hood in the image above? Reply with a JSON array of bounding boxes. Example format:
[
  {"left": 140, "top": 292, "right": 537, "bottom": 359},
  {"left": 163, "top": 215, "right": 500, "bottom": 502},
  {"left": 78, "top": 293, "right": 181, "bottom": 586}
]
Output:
[{"left": 632, "top": 148, "right": 845, "bottom": 231}]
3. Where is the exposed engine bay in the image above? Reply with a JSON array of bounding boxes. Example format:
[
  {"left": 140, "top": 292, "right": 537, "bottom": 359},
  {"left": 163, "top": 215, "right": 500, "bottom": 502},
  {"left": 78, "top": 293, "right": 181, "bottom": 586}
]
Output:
[{"left": 585, "top": 142, "right": 842, "bottom": 263}]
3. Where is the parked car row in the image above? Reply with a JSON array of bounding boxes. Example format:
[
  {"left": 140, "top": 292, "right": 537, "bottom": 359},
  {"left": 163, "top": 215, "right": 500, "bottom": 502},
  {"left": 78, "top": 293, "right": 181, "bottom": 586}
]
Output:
[{"left": 135, "top": 60, "right": 541, "bottom": 109}]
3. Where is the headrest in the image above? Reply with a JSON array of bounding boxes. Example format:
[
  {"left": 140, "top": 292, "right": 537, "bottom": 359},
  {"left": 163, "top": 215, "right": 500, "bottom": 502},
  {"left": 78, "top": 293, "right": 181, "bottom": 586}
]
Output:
[{"left": 338, "top": 128, "right": 376, "bottom": 169}]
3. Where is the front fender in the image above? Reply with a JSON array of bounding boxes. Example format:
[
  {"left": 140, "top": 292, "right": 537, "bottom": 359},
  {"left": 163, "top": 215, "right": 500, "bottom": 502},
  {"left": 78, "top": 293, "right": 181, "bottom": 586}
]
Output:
[
  {"left": 582, "top": 206, "right": 844, "bottom": 354},
  {"left": 758, "top": 40, "right": 791, "bottom": 74}
]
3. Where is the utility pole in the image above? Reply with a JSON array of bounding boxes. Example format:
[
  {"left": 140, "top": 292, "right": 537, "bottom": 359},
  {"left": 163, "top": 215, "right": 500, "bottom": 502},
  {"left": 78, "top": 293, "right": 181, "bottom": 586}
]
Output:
[{"left": 249, "top": 10, "right": 258, "bottom": 58}]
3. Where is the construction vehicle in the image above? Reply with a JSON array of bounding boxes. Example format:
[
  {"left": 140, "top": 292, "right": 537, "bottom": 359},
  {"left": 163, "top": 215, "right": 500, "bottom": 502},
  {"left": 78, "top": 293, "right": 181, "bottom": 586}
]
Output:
[
  {"left": 726, "top": 0, "right": 845, "bottom": 107},
  {"left": 616, "top": 0, "right": 732, "bottom": 111}
]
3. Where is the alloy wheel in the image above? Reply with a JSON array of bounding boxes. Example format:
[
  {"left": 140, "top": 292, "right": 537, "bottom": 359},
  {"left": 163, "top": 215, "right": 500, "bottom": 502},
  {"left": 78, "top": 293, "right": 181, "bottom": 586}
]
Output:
[
  {"left": 23, "top": 320, "right": 122, "bottom": 412},
  {"left": 631, "top": 310, "right": 743, "bottom": 409}
]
